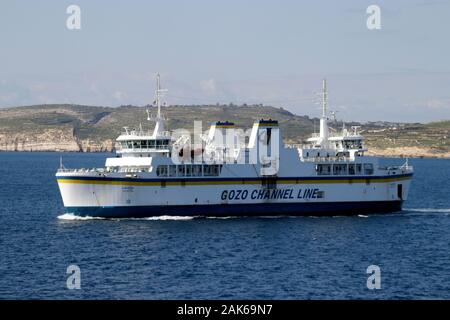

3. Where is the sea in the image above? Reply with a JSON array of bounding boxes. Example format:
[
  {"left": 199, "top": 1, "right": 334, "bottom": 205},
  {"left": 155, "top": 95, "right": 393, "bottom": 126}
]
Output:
[{"left": 0, "top": 152, "right": 449, "bottom": 299}]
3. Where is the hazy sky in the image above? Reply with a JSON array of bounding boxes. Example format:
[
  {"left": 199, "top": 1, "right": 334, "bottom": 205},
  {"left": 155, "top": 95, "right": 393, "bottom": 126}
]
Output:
[{"left": 1, "top": 0, "right": 449, "bottom": 122}]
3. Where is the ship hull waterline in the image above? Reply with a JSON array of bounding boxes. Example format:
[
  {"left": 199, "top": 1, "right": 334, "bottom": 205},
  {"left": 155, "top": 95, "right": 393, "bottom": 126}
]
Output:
[{"left": 63, "top": 200, "right": 403, "bottom": 218}]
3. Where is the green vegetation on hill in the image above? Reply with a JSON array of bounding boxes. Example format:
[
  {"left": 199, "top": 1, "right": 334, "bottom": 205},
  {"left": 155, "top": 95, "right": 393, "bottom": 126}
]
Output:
[
  {"left": 0, "top": 104, "right": 317, "bottom": 143},
  {"left": 364, "top": 121, "right": 449, "bottom": 152}
]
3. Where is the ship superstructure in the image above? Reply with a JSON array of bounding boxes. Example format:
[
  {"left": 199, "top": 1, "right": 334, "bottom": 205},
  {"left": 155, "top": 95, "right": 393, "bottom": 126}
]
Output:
[{"left": 56, "top": 76, "right": 413, "bottom": 218}]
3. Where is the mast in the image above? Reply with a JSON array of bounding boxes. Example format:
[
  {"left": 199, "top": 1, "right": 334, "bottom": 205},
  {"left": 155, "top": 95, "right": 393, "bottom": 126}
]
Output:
[
  {"left": 156, "top": 73, "right": 162, "bottom": 119},
  {"left": 322, "top": 78, "right": 327, "bottom": 119},
  {"left": 319, "top": 78, "right": 329, "bottom": 146},
  {"left": 150, "top": 73, "right": 168, "bottom": 138}
]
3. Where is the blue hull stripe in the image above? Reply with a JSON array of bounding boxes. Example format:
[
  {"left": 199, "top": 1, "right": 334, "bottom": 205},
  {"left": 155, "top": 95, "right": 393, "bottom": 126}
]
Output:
[{"left": 66, "top": 201, "right": 403, "bottom": 218}]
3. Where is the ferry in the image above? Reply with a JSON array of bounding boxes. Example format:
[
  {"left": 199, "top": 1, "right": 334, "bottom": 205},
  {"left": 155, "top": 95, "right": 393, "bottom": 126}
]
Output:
[{"left": 56, "top": 75, "right": 414, "bottom": 218}]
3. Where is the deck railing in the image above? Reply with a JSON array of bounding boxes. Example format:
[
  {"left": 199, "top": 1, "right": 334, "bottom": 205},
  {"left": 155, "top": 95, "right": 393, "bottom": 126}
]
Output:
[{"left": 120, "top": 130, "right": 171, "bottom": 137}]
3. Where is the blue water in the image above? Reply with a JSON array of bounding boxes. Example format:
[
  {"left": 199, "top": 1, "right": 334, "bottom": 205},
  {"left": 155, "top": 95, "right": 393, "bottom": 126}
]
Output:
[{"left": 0, "top": 152, "right": 449, "bottom": 299}]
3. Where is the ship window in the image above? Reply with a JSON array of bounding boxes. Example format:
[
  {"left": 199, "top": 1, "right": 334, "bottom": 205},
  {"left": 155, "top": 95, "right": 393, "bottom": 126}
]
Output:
[
  {"left": 168, "top": 165, "right": 176, "bottom": 177},
  {"left": 355, "top": 164, "right": 362, "bottom": 174},
  {"left": 127, "top": 141, "right": 133, "bottom": 148},
  {"left": 316, "top": 164, "right": 331, "bottom": 175},
  {"left": 185, "top": 165, "right": 192, "bottom": 177},
  {"left": 178, "top": 165, "right": 185, "bottom": 177},
  {"left": 397, "top": 184, "right": 403, "bottom": 199},
  {"left": 348, "top": 164, "right": 355, "bottom": 175},
  {"left": 204, "top": 165, "right": 213, "bottom": 176},
  {"left": 333, "top": 164, "right": 347, "bottom": 175},
  {"left": 364, "top": 163, "right": 374, "bottom": 175},
  {"left": 141, "top": 140, "right": 148, "bottom": 148},
  {"left": 149, "top": 140, "right": 156, "bottom": 148},
  {"left": 204, "top": 165, "right": 221, "bottom": 176},
  {"left": 192, "top": 165, "right": 202, "bottom": 176},
  {"left": 156, "top": 165, "right": 168, "bottom": 177}
]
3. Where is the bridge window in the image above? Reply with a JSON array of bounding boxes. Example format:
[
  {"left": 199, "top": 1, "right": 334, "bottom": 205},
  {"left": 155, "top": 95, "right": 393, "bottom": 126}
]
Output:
[{"left": 133, "top": 140, "right": 141, "bottom": 148}]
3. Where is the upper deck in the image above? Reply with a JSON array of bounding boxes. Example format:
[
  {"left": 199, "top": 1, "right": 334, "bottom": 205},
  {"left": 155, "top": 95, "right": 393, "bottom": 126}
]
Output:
[{"left": 56, "top": 77, "right": 413, "bottom": 180}]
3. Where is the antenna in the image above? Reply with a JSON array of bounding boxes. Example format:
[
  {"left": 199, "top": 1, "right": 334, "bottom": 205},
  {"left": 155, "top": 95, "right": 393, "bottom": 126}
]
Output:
[
  {"left": 322, "top": 78, "right": 328, "bottom": 119},
  {"left": 330, "top": 110, "right": 338, "bottom": 122},
  {"left": 155, "top": 73, "right": 168, "bottom": 119},
  {"left": 351, "top": 125, "right": 361, "bottom": 135}
]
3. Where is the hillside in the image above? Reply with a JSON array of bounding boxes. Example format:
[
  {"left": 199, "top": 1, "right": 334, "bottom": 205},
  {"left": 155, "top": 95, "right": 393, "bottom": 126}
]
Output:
[{"left": 0, "top": 104, "right": 448, "bottom": 158}]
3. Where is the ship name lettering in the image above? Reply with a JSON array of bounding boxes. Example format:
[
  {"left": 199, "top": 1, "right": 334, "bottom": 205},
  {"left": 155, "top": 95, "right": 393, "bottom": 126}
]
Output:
[
  {"left": 297, "top": 188, "right": 320, "bottom": 199},
  {"left": 221, "top": 189, "right": 249, "bottom": 201}
]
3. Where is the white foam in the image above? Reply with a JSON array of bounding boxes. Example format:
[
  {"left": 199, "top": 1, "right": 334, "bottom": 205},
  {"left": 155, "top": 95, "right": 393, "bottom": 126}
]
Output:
[
  {"left": 206, "top": 216, "right": 237, "bottom": 219},
  {"left": 358, "top": 214, "right": 369, "bottom": 218},
  {"left": 57, "top": 213, "right": 105, "bottom": 220},
  {"left": 144, "top": 215, "right": 195, "bottom": 221},
  {"left": 58, "top": 213, "right": 195, "bottom": 221}
]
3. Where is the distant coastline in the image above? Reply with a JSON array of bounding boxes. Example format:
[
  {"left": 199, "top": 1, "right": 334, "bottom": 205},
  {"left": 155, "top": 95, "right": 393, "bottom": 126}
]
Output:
[
  {"left": 1, "top": 146, "right": 449, "bottom": 159},
  {"left": 1, "top": 104, "right": 449, "bottom": 159}
]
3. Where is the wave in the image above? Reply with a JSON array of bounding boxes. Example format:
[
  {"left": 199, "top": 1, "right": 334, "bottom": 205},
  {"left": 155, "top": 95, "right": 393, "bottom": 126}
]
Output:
[
  {"left": 358, "top": 214, "right": 369, "bottom": 218},
  {"left": 404, "top": 208, "right": 450, "bottom": 213}
]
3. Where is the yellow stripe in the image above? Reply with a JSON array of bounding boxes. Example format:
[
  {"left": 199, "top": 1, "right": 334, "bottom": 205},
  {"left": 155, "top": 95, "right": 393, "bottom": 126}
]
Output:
[{"left": 57, "top": 175, "right": 411, "bottom": 186}]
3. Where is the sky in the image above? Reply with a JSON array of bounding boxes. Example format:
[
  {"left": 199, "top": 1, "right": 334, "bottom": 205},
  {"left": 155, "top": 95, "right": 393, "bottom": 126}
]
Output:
[{"left": 0, "top": 0, "right": 449, "bottom": 122}]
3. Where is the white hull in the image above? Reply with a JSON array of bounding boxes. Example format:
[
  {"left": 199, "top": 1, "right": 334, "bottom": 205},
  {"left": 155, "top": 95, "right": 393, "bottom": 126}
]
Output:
[{"left": 56, "top": 173, "right": 412, "bottom": 217}]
